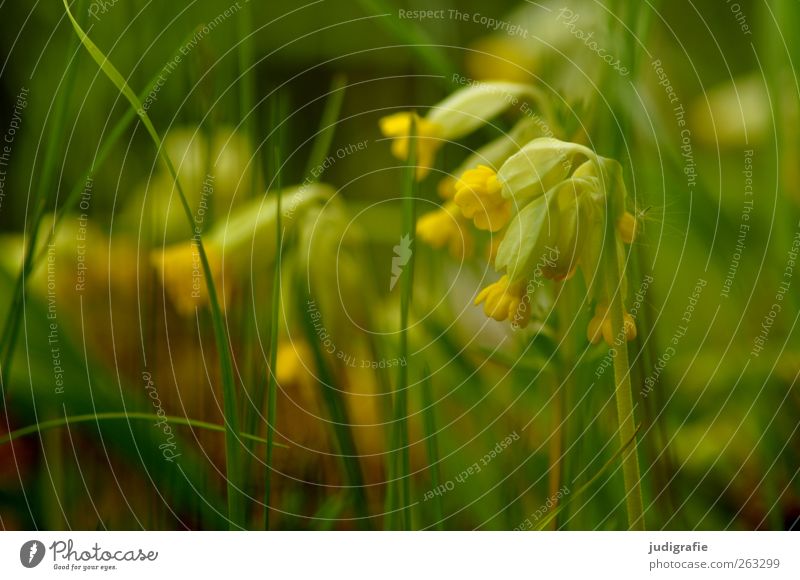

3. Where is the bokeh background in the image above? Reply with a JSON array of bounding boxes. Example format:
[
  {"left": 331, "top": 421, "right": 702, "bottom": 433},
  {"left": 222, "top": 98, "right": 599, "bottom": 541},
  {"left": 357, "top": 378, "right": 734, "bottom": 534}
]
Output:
[{"left": 0, "top": 0, "right": 798, "bottom": 530}]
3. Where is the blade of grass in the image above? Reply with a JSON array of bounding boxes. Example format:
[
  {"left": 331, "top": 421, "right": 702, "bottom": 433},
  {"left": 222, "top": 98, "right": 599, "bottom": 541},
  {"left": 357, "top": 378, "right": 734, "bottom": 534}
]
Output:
[
  {"left": 390, "top": 115, "right": 417, "bottom": 530},
  {"left": 263, "top": 143, "right": 283, "bottom": 530},
  {"left": 296, "top": 279, "right": 372, "bottom": 529},
  {"left": 390, "top": 360, "right": 411, "bottom": 530},
  {"left": 420, "top": 366, "right": 443, "bottom": 530},
  {"left": 0, "top": 412, "right": 289, "bottom": 448},
  {"left": 236, "top": 0, "right": 258, "bottom": 198},
  {"left": 0, "top": 0, "right": 88, "bottom": 390},
  {"left": 60, "top": 0, "right": 245, "bottom": 529},
  {"left": 535, "top": 424, "right": 642, "bottom": 530},
  {"left": 303, "top": 74, "right": 347, "bottom": 182},
  {"left": 604, "top": 204, "right": 646, "bottom": 531},
  {"left": 0, "top": 27, "right": 202, "bottom": 389}
]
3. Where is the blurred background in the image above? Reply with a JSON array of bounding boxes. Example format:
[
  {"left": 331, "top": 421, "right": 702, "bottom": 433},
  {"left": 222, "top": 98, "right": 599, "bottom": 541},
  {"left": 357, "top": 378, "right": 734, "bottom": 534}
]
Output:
[{"left": 0, "top": 0, "right": 798, "bottom": 530}]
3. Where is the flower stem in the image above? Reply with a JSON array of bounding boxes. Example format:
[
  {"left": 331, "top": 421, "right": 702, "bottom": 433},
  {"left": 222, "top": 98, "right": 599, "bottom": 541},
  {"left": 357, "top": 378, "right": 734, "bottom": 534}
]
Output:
[
  {"left": 604, "top": 234, "right": 646, "bottom": 530},
  {"left": 610, "top": 300, "right": 645, "bottom": 530}
]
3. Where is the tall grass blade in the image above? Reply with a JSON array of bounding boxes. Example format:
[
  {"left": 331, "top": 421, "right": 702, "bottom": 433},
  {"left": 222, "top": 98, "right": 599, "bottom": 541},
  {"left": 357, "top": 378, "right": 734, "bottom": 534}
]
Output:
[
  {"left": 420, "top": 366, "right": 443, "bottom": 529},
  {"left": 60, "top": 0, "right": 245, "bottom": 529},
  {"left": 303, "top": 74, "right": 347, "bottom": 182},
  {"left": 264, "top": 142, "right": 283, "bottom": 529},
  {"left": 0, "top": 0, "right": 88, "bottom": 390},
  {"left": 296, "top": 279, "right": 372, "bottom": 529},
  {"left": 390, "top": 115, "right": 417, "bottom": 530}
]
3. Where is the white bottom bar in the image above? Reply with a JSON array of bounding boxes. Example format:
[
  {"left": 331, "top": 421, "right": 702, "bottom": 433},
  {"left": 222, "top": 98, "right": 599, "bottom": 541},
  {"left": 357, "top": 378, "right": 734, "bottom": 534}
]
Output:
[{"left": 1, "top": 532, "right": 797, "bottom": 578}]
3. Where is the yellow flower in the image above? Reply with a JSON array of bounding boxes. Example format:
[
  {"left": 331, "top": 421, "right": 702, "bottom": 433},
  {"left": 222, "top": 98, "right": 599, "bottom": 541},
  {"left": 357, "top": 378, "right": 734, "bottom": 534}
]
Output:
[
  {"left": 152, "top": 240, "right": 228, "bottom": 315},
  {"left": 474, "top": 274, "right": 530, "bottom": 327},
  {"left": 276, "top": 340, "right": 314, "bottom": 389},
  {"left": 437, "top": 176, "right": 456, "bottom": 199},
  {"left": 439, "top": 117, "right": 543, "bottom": 202},
  {"left": 587, "top": 304, "right": 637, "bottom": 346},
  {"left": 454, "top": 165, "right": 512, "bottom": 232},
  {"left": 416, "top": 201, "right": 473, "bottom": 258},
  {"left": 617, "top": 211, "right": 637, "bottom": 244},
  {"left": 379, "top": 112, "right": 443, "bottom": 179},
  {"left": 152, "top": 184, "right": 333, "bottom": 316},
  {"left": 380, "top": 83, "right": 539, "bottom": 180}
]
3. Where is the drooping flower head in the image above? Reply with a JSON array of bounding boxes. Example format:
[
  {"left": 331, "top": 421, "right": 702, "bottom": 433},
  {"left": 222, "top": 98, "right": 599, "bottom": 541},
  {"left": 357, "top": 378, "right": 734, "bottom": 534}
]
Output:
[{"left": 462, "top": 138, "right": 638, "bottom": 342}]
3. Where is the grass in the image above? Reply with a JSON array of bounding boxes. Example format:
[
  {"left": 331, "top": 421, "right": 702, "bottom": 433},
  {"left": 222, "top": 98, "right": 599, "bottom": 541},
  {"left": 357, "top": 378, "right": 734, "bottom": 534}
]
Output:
[
  {"left": 420, "top": 367, "right": 443, "bottom": 529},
  {"left": 60, "top": 0, "right": 245, "bottom": 529},
  {"left": 263, "top": 127, "right": 283, "bottom": 529},
  {"left": 0, "top": 0, "right": 87, "bottom": 388}
]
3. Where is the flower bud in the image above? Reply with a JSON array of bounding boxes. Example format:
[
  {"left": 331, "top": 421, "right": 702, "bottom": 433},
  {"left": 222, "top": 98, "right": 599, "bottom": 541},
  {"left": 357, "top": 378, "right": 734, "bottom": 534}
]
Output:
[
  {"left": 497, "top": 138, "right": 590, "bottom": 202},
  {"left": 474, "top": 274, "right": 530, "bottom": 327},
  {"left": 617, "top": 211, "right": 637, "bottom": 244},
  {"left": 438, "top": 116, "right": 545, "bottom": 200}
]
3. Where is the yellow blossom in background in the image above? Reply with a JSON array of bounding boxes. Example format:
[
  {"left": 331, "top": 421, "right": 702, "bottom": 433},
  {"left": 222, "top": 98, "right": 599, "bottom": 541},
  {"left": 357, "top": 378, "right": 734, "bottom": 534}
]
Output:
[
  {"left": 379, "top": 112, "right": 443, "bottom": 179},
  {"left": 454, "top": 165, "right": 511, "bottom": 232},
  {"left": 416, "top": 201, "right": 473, "bottom": 259},
  {"left": 151, "top": 184, "right": 333, "bottom": 316},
  {"left": 379, "top": 81, "right": 540, "bottom": 180},
  {"left": 474, "top": 274, "right": 530, "bottom": 327},
  {"left": 152, "top": 240, "right": 227, "bottom": 315},
  {"left": 276, "top": 340, "right": 315, "bottom": 390}
]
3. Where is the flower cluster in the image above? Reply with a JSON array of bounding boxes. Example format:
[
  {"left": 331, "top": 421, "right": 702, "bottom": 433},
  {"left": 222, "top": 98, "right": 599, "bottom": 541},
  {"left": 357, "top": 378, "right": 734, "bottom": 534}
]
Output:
[{"left": 380, "top": 85, "right": 639, "bottom": 345}]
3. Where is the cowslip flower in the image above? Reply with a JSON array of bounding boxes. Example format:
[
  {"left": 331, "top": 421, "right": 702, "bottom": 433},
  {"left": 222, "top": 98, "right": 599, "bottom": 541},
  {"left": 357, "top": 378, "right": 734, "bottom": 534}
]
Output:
[
  {"left": 467, "top": 140, "right": 638, "bottom": 343},
  {"left": 152, "top": 184, "right": 333, "bottom": 315},
  {"left": 453, "top": 138, "right": 590, "bottom": 233},
  {"left": 474, "top": 274, "right": 530, "bottom": 327},
  {"left": 437, "top": 116, "right": 543, "bottom": 200},
  {"left": 379, "top": 81, "right": 539, "bottom": 179},
  {"left": 416, "top": 201, "right": 473, "bottom": 258},
  {"left": 128, "top": 127, "right": 256, "bottom": 244},
  {"left": 453, "top": 165, "right": 511, "bottom": 232}
]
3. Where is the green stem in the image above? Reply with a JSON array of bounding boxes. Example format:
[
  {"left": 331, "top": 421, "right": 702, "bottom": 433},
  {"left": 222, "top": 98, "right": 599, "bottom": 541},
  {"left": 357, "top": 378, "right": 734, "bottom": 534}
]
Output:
[
  {"left": 391, "top": 116, "right": 417, "bottom": 530},
  {"left": 264, "top": 144, "right": 283, "bottom": 530},
  {"left": 604, "top": 231, "right": 645, "bottom": 530}
]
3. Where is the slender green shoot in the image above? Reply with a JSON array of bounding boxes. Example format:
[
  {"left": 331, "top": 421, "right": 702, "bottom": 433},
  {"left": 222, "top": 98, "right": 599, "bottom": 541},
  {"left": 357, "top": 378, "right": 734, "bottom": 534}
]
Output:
[
  {"left": 303, "top": 74, "right": 347, "bottom": 182},
  {"left": 295, "top": 278, "right": 372, "bottom": 529},
  {"left": 420, "top": 367, "right": 443, "bottom": 529},
  {"left": 0, "top": 0, "right": 87, "bottom": 388},
  {"left": 264, "top": 143, "right": 283, "bottom": 530},
  {"left": 604, "top": 207, "right": 645, "bottom": 531},
  {"left": 390, "top": 115, "right": 417, "bottom": 530},
  {"left": 535, "top": 425, "right": 642, "bottom": 530}
]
